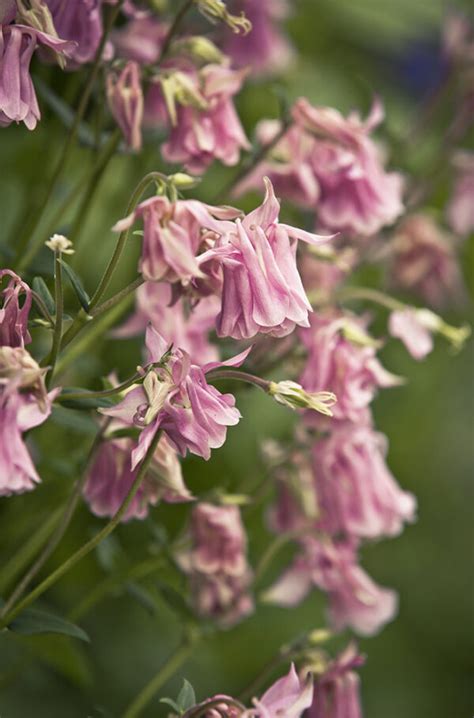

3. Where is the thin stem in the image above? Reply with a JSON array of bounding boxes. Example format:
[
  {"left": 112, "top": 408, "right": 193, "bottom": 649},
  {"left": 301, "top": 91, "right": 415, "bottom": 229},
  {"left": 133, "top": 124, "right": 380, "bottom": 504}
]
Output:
[
  {"left": 90, "top": 276, "right": 144, "bottom": 318},
  {"left": 335, "top": 286, "right": 406, "bottom": 312},
  {"left": 254, "top": 529, "right": 307, "bottom": 586},
  {"left": 46, "top": 251, "right": 64, "bottom": 387},
  {"left": 156, "top": 0, "right": 194, "bottom": 64},
  {"left": 15, "top": 1, "right": 124, "bottom": 271},
  {"left": 207, "top": 369, "right": 270, "bottom": 392},
  {"left": 57, "top": 371, "right": 144, "bottom": 402},
  {"left": 122, "top": 634, "right": 199, "bottom": 718},
  {"left": 0, "top": 429, "right": 162, "bottom": 631}
]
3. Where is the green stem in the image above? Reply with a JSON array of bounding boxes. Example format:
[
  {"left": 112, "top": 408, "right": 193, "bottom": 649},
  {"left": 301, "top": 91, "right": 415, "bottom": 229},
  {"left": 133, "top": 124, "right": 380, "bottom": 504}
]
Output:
[
  {"left": 15, "top": 1, "right": 124, "bottom": 271},
  {"left": 156, "top": 0, "right": 194, "bottom": 63},
  {"left": 90, "top": 275, "right": 144, "bottom": 318},
  {"left": 207, "top": 369, "right": 270, "bottom": 392},
  {"left": 46, "top": 251, "right": 63, "bottom": 387},
  {"left": 122, "top": 634, "right": 199, "bottom": 718},
  {"left": 57, "top": 371, "right": 144, "bottom": 402},
  {"left": 0, "top": 429, "right": 162, "bottom": 631},
  {"left": 335, "top": 286, "right": 406, "bottom": 312}
]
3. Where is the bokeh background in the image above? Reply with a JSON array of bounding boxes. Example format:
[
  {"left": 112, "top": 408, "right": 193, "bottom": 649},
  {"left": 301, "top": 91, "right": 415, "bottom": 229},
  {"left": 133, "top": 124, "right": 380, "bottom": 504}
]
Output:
[{"left": 0, "top": 0, "right": 473, "bottom": 716}]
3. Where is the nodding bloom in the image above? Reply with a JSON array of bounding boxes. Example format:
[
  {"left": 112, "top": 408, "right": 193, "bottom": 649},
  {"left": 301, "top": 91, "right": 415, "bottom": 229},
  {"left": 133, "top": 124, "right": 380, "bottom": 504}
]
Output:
[
  {"left": 313, "top": 425, "right": 416, "bottom": 539},
  {"left": 106, "top": 60, "right": 143, "bottom": 152},
  {"left": 176, "top": 503, "right": 254, "bottom": 627},
  {"left": 299, "top": 314, "right": 402, "bottom": 424},
  {"left": 213, "top": 178, "right": 334, "bottom": 340},
  {"left": 83, "top": 433, "right": 192, "bottom": 522},
  {"left": 307, "top": 643, "right": 365, "bottom": 718},
  {"left": 247, "top": 663, "right": 314, "bottom": 718},
  {"left": 263, "top": 536, "right": 398, "bottom": 636},
  {"left": 182, "top": 695, "right": 245, "bottom": 717},
  {"left": 0, "top": 24, "right": 74, "bottom": 129},
  {"left": 446, "top": 151, "right": 474, "bottom": 237},
  {"left": 0, "top": 346, "right": 58, "bottom": 495},
  {"left": 44, "top": 0, "right": 108, "bottom": 66},
  {"left": 158, "top": 63, "right": 251, "bottom": 175},
  {"left": 292, "top": 98, "right": 404, "bottom": 236},
  {"left": 0, "top": 269, "right": 32, "bottom": 347},
  {"left": 221, "top": 0, "right": 293, "bottom": 76},
  {"left": 101, "top": 325, "right": 249, "bottom": 467},
  {"left": 389, "top": 213, "right": 465, "bottom": 307},
  {"left": 388, "top": 308, "right": 435, "bottom": 360},
  {"left": 112, "top": 195, "right": 239, "bottom": 284},
  {"left": 113, "top": 282, "right": 220, "bottom": 365},
  {"left": 111, "top": 15, "right": 167, "bottom": 65}
]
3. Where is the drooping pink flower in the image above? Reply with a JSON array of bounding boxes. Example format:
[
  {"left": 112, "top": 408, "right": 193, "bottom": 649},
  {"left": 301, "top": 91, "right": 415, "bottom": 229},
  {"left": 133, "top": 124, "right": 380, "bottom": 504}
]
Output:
[
  {"left": 0, "top": 269, "right": 32, "bottom": 347},
  {"left": 112, "top": 195, "right": 239, "bottom": 284},
  {"left": 221, "top": 0, "right": 293, "bottom": 75},
  {"left": 299, "top": 314, "right": 402, "bottom": 424},
  {"left": 106, "top": 60, "right": 143, "bottom": 151},
  {"left": 177, "top": 503, "right": 254, "bottom": 627},
  {"left": 182, "top": 695, "right": 244, "bottom": 718},
  {"left": 0, "top": 346, "right": 58, "bottom": 495},
  {"left": 0, "top": 0, "right": 16, "bottom": 24},
  {"left": 446, "top": 151, "right": 474, "bottom": 236},
  {"left": 307, "top": 643, "right": 365, "bottom": 718},
  {"left": 213, "top": 178, "right": 334, "bottom": 340},
  {"left": 45, "top": 0, "right": 107, "bottom": 66},
  {"left": 264, "top": 537, "right": 398, "bottom": 636},
  {"left": 159, "top": 63, "right": 251, "bottom": 175},
  {"left": 0, "top": 24, "right": 74, "bottom": 129},
  {"left": 111, "top": 15, "right": 167, "bottom": 64},
  {"left": 113, "top": 282, "right": 220, "bottom": 365},
  {"left": 389, "top": 213, "right": 464, "bottom": 307},
  {"left": 292, "top": 98, "right": 404, "bottom": 236},
  {"left": 388, "top": 308, "right": 434, "bottom": 359},
  {"left": 313, "top": 425, "right": 416, "bottom": 539},
  {"left": 83, "top": 433, "right": 192, "bottom": 521},
  {"left": 102, "top": 326, "right": 249, "bottom": 467},
  {"left": 247, "top": 663, "right": 313, "bottom": 718}
]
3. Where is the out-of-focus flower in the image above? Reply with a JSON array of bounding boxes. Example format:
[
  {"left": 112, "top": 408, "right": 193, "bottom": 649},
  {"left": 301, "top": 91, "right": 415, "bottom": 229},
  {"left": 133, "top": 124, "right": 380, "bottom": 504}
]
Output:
[
  {"left": 263, "top": 537, "right": 398, "bottom": 636},
  {"left": 306, "top": 643, "right": 365, "bottom": 718},
  {"left": 442, "top": 11, "right": 474, "bottom": 67},
  {"left": 313, "top": 425, "right": 416, "bottom": 539},
  {"left": 45, "top": 0, "right": 108, "bottom": 66},
  {"left": 292, "top": 98, "right": 404, "bottom": 236},
  {"left": 83, "top": 433, "right": 192, "bottom": 522},
  {"left": 112, "top": 195, "right": 239, "bottom": 284},
  {"left": 182, "top": 695, "right": 244, "bottom": 717},
  {"left": 113, "top": 282, "right": 220, "bottom": 364},
  {"left": 0, "top": 269, "right": 32, "bottom": 347},
  {"left": 299, "top": 314, "right": 402, "bottom": 424},
  {"left": 446, "top": 152, "right": 474, "bottom": 236},
  {"left": 111, "top": 15, "right": 167, "bottom": 64},
  {"left": 177, "top": 503, "right": 253, "bottom": 627},
  {"left": 0, "top": 346, "right": 58, "bottom": 495},
  {"left": 388, "top": 308, "right": 434, "bottom": 359},
  {"left": 106, "top": 60, "right": 143, "bottom": 151},
  {"left": 0, "top": 24, "right": 74, "bottom": 129},
  {"left": 389, "top": 213, "right": 465, "bottom": 307},
  {"left": 247, "top": 663, "right": 313, "bottom": 718},
  {"left": 0, "top": 0, "right": 16, "bottom": 24},
  {"left": 300, "top": 249, "right": 355, "bottom": 304},
  {"left": 45, "top": 233, "right": 74, "bottom": 253}
]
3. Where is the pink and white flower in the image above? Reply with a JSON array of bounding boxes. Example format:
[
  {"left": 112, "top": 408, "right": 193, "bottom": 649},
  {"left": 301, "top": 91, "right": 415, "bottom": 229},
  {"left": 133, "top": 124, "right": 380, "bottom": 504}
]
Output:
[
  {"left": 106, "top": 60, "right": 143, "bottom": 152},
  {"left": 0, "top": 269, "right": 32, "bottom": 347},
  {"left": 307, "top": 643, "right": 365, "bottom": 718}
]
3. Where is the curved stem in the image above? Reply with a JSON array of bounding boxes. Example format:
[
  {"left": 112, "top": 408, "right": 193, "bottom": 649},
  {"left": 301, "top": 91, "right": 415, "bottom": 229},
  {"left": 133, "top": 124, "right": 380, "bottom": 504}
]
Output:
[
  {"left": 90, "top": 276, "right": 144, "bottom": 318},
  {"left": 57, "top": 371, "right": 144, "bottom": 402},
  {"left": 207, "top": 369, "right": 270, "bottom": 392},
  {"left": 122, "top": 633, "right": 199, "bottom": 718},
  {"left": 46, "top": 251, "right": 63, "bottom": 387},
  {"left": 335, "top": 286, "right": 406, "bottom": 312},
  {"left": 157, "top": 0, "right": 194, "bottom": 63},
  {"left": 0, "top": 429, "right": 162, "bottom": 631}
]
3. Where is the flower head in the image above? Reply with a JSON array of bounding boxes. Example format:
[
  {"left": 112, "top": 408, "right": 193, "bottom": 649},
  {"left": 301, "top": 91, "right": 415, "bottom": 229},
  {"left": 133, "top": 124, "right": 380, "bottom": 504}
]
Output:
[
  {"left": 0, "top": 269, "right": 32, "bottom": 347},
  {"left": 247, "top": 663, "right": 313, "bottom": 718},
  {"left": 45, "top": 233, "right": 74, "bottom": 253},
  {"left": 307, "top": 643, "right": 365, "bottom": 718}
]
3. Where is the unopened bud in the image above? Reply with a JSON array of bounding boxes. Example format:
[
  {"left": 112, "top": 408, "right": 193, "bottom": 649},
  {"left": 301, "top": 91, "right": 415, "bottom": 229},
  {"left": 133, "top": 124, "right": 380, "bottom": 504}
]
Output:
[
  {"left": 416, "top": 308, "right": 470, "bottom": 352},
  {"left": 171, "top": 36, "right": 225, "bottom": 64},
  {"left": 194, "top": 0, "right": 252, "bottom": 35},
  {"left": 159, "top": 71, "right": 208, "bottom": 127},
  {"left": 45, "top": 234, "right": 74, "bottom": 254},
  {"left": 268, "top": 380, "right": 337, "bottom": 416},
  {"left": 342, "top": 319, "right": 381, "bottom": 348},
  {"left": 308, "top": 629, "right": 332, "bottom": 644},
  {"left": 168, "top": 173, "right": 201, "bottom": 190}
]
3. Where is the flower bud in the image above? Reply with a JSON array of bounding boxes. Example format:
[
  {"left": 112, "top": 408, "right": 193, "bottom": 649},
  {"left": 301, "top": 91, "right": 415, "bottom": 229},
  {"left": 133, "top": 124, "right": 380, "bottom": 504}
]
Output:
[
  {"left": 167, "top": 172, "right": 201, "bottom": 190},
  {"left": 45, "top": 234, "right": 74, "bottom": 254},
  {"left": 194, "top": 0, "right": 252, "bottom": 35},
  {"left": 171, "top": 35, "right": 225, "bottom": 64},
  {"left": 159, "top": 71, "right": 208, "bottom": 127},
  {"left": 416, "top": 308, "right": 471, "bottom": 352},
  {"left": 268, "top": 380, "right": 337, "bottom": 416},
  {"left": 106, "top": 61, "right": 143, "bottom": 153}
]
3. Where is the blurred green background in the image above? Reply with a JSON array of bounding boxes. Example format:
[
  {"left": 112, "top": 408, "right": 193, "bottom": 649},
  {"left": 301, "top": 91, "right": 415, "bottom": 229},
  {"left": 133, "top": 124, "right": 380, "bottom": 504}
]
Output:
[{"left": 0, "top": 0, "right": 473, "bottom": 716}]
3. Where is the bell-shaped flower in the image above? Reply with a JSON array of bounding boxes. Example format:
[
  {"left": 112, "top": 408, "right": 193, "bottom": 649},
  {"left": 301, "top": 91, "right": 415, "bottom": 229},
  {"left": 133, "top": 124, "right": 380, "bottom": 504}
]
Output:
[
  {"left": 307, "top": 643, "right": 365, "bottom": 718},
  {"left": 0, "top": 269, "right": 32, "bottom": 347},
  {"left": 247, "top": 664, "right": 313, "bottom": 718},
  {"left": 106, "top": 60, "right": 143, "bottom": 152},
  {"left": 44, "top": 0, "right": 108, "bottom": 66}
]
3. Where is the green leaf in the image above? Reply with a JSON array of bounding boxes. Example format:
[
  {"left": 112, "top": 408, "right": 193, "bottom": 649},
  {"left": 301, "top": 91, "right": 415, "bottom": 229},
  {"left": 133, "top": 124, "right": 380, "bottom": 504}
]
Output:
[
  {"left": 19, "top": 634, "right": 93, "bottom": 688},
  {"left": 159, "top": 697, "right": 182, "bottom": 713},
  {"left": 32, "top": 276, "right": 55, "bottom": 315},
  {"left": 7, "top": 607, "right": 90, "bottom": 643},
  {"left": 177, "top": 679, "right": 196, "bottom": 712},
  {"left": 59, "top": 259, "right": 90, "bottom": 312},
  {"left": 125, "top": 582, "right": 158, "bottom": 616}
]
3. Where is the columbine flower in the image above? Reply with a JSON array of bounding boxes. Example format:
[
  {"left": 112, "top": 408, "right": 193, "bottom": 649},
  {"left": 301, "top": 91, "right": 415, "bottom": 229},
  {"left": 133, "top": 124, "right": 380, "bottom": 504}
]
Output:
[
  {"left": 247, "top": 664, "right": 314, "bottom": 718},
  {"left": 0, "top": 269, "right": 32, "bottom": 347},
  {"left": 389, "top": 307, "right": 470, "bottom": 358},
  {"left": 44, "top": 0, "right": 108, "bottom": 67},
  {"left": 106, "top": 60, "right": 143, "bottom": 152},
  {"left": 263, "top": 537, "right": 398, "bottom": 636},
  {"left": 313, "top": 425, "right": 416, "bottom": 539},
  {"left": 182, "top": 695, "right": 244, "bottom": 717},
  {"left": 45, "top": 233, "right": 74, "bottom": 253},
  {"left": 213, "top": 178, "right": 334, "bottom": 340},
  {"left": 268, "top": 380, "right": 337, "bottom": 416},
  {"left": 112, "top": 195, "right": 239, "bottom": 284},
  {"left": 446, "top": 151, "right": 474, "bottom": 237},
  {"left": 101, "top": 325, "right": 250, "bottom": 467},
  {"left": 195, "top": 0, "right": 252, "bottom": 35},
  {"left": 83, "top": 433, "right": 192, "bottom": 522},
  {"left": 0, "top": 346, "right": 58, "bottom": 495},
  {"left": 292, "top": 97, "right": 404, "bottom": 236},
  {"left": 176, "top": 503, "right": 254, "bottom": 627},
  {"left": 306, "top": 643, "right": 365, "bottom": 718},
  {"left": 111, "top": 15, "right": 167, "bottom": 65}
]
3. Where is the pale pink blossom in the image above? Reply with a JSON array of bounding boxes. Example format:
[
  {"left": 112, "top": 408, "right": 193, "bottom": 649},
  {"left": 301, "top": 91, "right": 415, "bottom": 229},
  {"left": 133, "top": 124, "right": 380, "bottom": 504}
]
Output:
[
  {"left": 0, "top": 269, "right": 32, "bottom": 347},
  {"left": 307, "top": 643, "right": 365, "bottom": 718},
  {"left": 388, "top": 308, "right": 434, "bottom": 359},
  {"left": 182, "top": 695, "right": 244, "bottom": 717},
  {"left": 0, "top": 0, "right": 16, "bottom": 24},
  {"left": 45, "top": 0, "right": 107, "bottom": 66},
  {"left": 292, "top": 98, "right": 404, "bottom": 236},
  {"left": 446, "top": 152, "right": 474, "bottom": 236},
  {"left": 246, "top": 664, "right": 313, "bottom": 718},
  {"left": 111, "top": 15, "right": 167, "bottom": 64},
  {"left": 264, "top": 537, "right": 397, "bottom": 636},
  {"left": 106, "top": 60, "right": 143, "bottom": 151}
]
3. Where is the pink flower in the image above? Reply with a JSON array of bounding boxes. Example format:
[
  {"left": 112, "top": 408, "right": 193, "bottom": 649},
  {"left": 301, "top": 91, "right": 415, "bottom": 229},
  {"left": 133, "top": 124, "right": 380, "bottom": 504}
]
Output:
[
  {"left": 247, "top": 663, "right": 313, "bottom": 718},
  {"left": 83, "top": 433, "right": 192, "bottom": 522},
  {"left": 264, "top": 537, "right": 398, "bottom": 636},
  {"left": 177, "top": 503, "right": 254, "bottom": 627},
  {"left": 106, "top": 60, "right": 143, "bottom": 152},
  {"left": 0, "top": 24, "right": 74, "bottom": 129},
  {"left": 390, "top": 214, "right": 464, "bottom": 307},
  {"left": 213, "top": 178, "right": 334, "bottom": 340},
  {"left": 0, "top": 0, "right": 16, "bottom": 24},
  {"left": 159, "top": 63, "right": 251, "bottom": 175},
  {"left": 45, "top": 0, "right": 107, "bottom": 66},
  {"left": 112, "top": 195, "right": 239, "bottom": 284},
  {"left": 0, "top": 346, "right": 58, "bottom": 495},
  {"left": 111, "top": 15, "right": 167, "bottom": 65},
  {"left": 388, "top": 308, "right": 434, "bottom": 360},
  {"left": 0, "top": 269, "right": 32, "bottom": 347},
  {"left": 101, "top": 326, "right": 249, "bottom": 467},
  {"left": 299, "top": 314, "right": 402, "bottom": 424},
  {"left": 307, "top": 643, "right": 365, "bottom": 718},
  {"left": 113, "top": 281, "right": 220, "bottom": 365},
  {"left": 292, "top": 98, "right": 404, "bottom": 236},
  {"left": 313, "top": 425, "right": 416, "bottom": 539},
  {"left": 446, "top": 152, "right": 474, "bottom": 236},
  {"left": 182, "top": 695, "right": 244, "bottom": 717}
]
